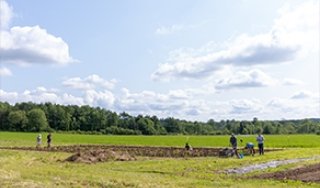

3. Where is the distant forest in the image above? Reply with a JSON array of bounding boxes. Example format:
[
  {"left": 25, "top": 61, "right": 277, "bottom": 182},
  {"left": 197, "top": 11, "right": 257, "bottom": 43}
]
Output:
[{"left": 0, "top": 102, "right": 319, "bottom": 135}]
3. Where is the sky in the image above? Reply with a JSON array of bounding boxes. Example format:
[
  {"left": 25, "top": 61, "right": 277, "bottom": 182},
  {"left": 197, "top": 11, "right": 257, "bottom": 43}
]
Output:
[{"left": 0, "top": 0, "right": 319, "bottom": 121}]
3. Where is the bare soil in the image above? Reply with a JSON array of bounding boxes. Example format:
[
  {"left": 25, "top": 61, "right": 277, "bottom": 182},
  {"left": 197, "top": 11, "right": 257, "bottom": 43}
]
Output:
[
  {"left": 0, "top": 145, "right": 279, "bottom": 158},
  {"left": 252, "top": 163, "right": 320, "bottom": 183},
  {"left": 64, "top": 149, "right": 136, "bottom": 163}
]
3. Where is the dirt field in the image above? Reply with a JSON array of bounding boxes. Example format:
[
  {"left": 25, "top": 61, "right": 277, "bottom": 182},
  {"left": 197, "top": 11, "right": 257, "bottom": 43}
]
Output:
[
  {"left": 63, "top": 149, "right": 136, "bottom": 163},
  {"left": 253, "top": 163, "right": 320, "bottom": 183},
  {"left": 0, "top": 145, "right": 278, "bottom": 157}
]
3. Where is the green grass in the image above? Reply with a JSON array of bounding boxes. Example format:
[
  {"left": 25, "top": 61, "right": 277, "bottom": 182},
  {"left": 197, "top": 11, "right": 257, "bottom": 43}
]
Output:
[
  {"left": 0, "top": 148, "right": 319, "bottom": 187},
  {"left": 0, "top": 132, "right": 319, "bottom": 148},
  {"left": 0, "top": 132, "right": 320, "bottom": 187}
]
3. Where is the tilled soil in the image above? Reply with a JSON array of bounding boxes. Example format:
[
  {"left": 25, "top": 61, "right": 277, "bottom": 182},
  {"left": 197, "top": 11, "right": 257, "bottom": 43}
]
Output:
[
  {"left": 252, "top": 163, "right": 320, "bottom": 183},
  {"left": 64, "top": 149, "right": 136, "bottom": 163},
  {"left": 0, "top": 145, "right": 279, "bottom": 158}
]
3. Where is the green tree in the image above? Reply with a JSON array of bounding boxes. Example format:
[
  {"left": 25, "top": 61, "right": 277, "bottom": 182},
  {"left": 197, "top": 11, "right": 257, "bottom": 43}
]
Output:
[
  {"left": 137, "top": 117, "right": 156, "bottom": 135},
  {"left": 27, "top": 109, "right": 49, "bottom": 131},
  {"left": 8, "top": 110, "right": 28, "bottom": 131},
  {"left": 0, "top": 102, "right": 11, "bottom": 130}
]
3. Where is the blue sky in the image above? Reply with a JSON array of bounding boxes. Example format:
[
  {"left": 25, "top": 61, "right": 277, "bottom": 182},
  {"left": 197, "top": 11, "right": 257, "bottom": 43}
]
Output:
[{"left": 0, "top": 0, "right": 319, "bottom": 121}]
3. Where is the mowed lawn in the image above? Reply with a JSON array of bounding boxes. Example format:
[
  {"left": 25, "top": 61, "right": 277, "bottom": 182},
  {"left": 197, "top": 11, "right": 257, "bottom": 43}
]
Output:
[{"left": 0, "top": 132, "right": 319, "bottom": 148}]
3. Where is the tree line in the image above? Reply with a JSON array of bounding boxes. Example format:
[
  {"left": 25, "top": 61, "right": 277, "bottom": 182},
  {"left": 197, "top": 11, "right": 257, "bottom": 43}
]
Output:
[{"left": 0, "top": 102, "right": 319, "bottom": 135}]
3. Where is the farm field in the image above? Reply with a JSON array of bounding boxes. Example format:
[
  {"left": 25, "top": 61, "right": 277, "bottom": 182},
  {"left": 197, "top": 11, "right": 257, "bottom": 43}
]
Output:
[
  {"left": 0, "top": 132, "right": 320, "bottom": 187},
  {"left": 0, "top": 132, "right": 320, "bottom": 148}
]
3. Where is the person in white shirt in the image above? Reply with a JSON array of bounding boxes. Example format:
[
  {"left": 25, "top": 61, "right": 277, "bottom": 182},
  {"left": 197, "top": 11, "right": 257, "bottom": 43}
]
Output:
[
  {"left": 256, "top": 134, "right": 264, "bottom": 155},
  {"left": 36, "top": 134, "right": 42, "bottom": 148}
]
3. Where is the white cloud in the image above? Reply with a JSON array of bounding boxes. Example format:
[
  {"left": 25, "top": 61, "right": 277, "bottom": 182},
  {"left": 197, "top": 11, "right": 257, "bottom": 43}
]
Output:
[
  {"left": 63, "top": 74, "right": 117, "bottom": 91},
  {"left": 282, "top": 78, "right": 304, "bottom": 86},
  {"left": 0, "top": 87, "right": 84, "bottom": 106},
  {"left": 0, "top": 0, "right": 13, "bottom": 29},
  {"left": 215, "top": 69, "right": 276, "bottom": 90},
  {"left": 230, "top": 99, "right": 263, "bottom": 115},
  {"left": 152, "top": 1, "right": 318, "bottom": 81},
  {"left": 273, "top": 1, "right": 319, "bottom": 54},
  {"left": 1, "top": 26, "right": 76, "bottom": 65},
  {"left": 115, "top": 88, "right": 199, "bottom": 117},
  {"left": 1, "top": 85, "right": 319, "bottom": 120},
  {"left": 0, "top": 67, "right": 12, "bottom": 76},
  {"left": 61, "top": 93, "right": 84, "bottom": 105},
  {"left": 0, "top": 90, "right": 18, "bottom": 101},
  {"left": 291, "top": 90, "right": 317, "bottom": 99},
  {"left": 152, "top": 34, "right": 298, "bottom": 81},
  {"left": 266, "top": 95, "right": 319, "bottom": 119},
  {"left": 84, "top": 90, "right": 115, "bottom": 108},
  {"left": 0, "top": 1, "right": 76, "bottom": 65}
]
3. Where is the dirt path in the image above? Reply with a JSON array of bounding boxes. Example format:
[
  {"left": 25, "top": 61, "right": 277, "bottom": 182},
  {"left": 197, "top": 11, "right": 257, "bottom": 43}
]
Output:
[{"left": 253, "top": 163, "right": 320, "bottom": 183}]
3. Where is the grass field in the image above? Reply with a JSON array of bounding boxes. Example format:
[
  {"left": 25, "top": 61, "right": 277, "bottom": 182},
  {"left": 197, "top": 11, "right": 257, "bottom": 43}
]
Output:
[
  {"left": 0, "top": 132, "right": 320, "bottom": 187},
  {"left": 0, "top": 132, "right": 319, "bottom": 148}
]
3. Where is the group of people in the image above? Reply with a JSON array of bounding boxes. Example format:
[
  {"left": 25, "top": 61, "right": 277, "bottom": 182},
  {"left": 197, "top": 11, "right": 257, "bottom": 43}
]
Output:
[
  {"left": 36, "top": 133, "right": 52, "bottom": 148},
  {"left": 229, "top": 133, "right": 264, "bottom": 158}
]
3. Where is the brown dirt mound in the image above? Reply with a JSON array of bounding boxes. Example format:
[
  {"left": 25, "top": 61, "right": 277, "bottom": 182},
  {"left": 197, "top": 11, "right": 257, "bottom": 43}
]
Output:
[
  {"left": 64, "top": 149, "right": 136, "bottom": 163},
  {"left": 253, "top": 163, "right": 320, "bottom": 183}
]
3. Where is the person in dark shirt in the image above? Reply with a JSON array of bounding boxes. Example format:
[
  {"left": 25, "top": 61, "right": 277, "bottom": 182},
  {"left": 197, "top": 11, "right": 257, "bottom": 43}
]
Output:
[
  {"left": 229, "top": 134, "right": 240, "bottom": 158},
  {"left": 47, "top": 133, "right": 52, "bottom": 148}
]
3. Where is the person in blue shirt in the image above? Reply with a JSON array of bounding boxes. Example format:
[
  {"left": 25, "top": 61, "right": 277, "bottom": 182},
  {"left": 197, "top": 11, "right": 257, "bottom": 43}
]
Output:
[
  {"left": 256, "top": 134, "right": 265, "bottom": 155},
  {"left": 245, "top": 142, "right": 255, "bottom": 156}
]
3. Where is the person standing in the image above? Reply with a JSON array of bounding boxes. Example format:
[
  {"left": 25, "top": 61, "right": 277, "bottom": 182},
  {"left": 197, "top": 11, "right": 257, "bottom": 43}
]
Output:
[
  {"left": 229, "top": 134, "right": 240, "bottom": 158},
  {"left": 256, "top": 133, "right": 264, "bottom": 155},
  {"left": 36, "top": 134, "right": 42, "bottom": 148},
  {"left": 47, "top": 133, "right": 52, "bottom": 148}
]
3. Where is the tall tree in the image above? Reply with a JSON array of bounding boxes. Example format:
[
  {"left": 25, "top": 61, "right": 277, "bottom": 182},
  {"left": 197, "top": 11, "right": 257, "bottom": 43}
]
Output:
[
  {"left": 27, "top": 109, "right": 49, "bottom": 131},
  {"left": 8, "top": 110, "right": 28, "bottom": 131}
]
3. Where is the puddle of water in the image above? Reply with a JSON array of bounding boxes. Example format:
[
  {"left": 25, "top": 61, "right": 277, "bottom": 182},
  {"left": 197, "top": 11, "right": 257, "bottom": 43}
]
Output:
[{"left": 226, "top": 156, "right": 320, "bottom": 174}]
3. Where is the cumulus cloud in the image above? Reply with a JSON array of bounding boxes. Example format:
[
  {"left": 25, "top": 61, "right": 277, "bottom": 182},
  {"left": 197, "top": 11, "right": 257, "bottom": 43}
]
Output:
[
  {"left": 114, "top": 88, "right": 201, "bottom": 117},
  {"left": 152, "top": 1, "right": 318, "bottom": 81},
  {"left": 273, "top": 1, "right": 319, "bottom": 54},
  {"left": 1, "top": 85, "right": 319, "bottom": 120},
  {"left": 230, "top": 99, "right": 263, "bottom": 115},
  {"left": 282, "top": 78, "right": 304, "bottom": 86},
  {"left": 266, "top": 95, "right": 319, "bottom": 119},
  {"left": 0, "top": 67, "right": 12, "bottom": 76},
  {"left": 84, "top": 90, "right": 115, "bottom": 108},
  {"left": 63, "top": 74, "right": 117, "bottom": 91},
  {"left": 0, "top": 0, "right": 76, "bottom": 65},
  {"left": 291, "top": 90, "right": 317, "bottom": 99},
  {"left": 0, "top": 0, "right": 13, "bottom": 29},
  {"left": 0, "top": 87, "right": 83, "bottom": 105},
  {"left": 215, "top": 69, "right": 276, "bottom": 90},
  {"left": 1, "top": 26, "right": 76, "bottom": 65}
]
